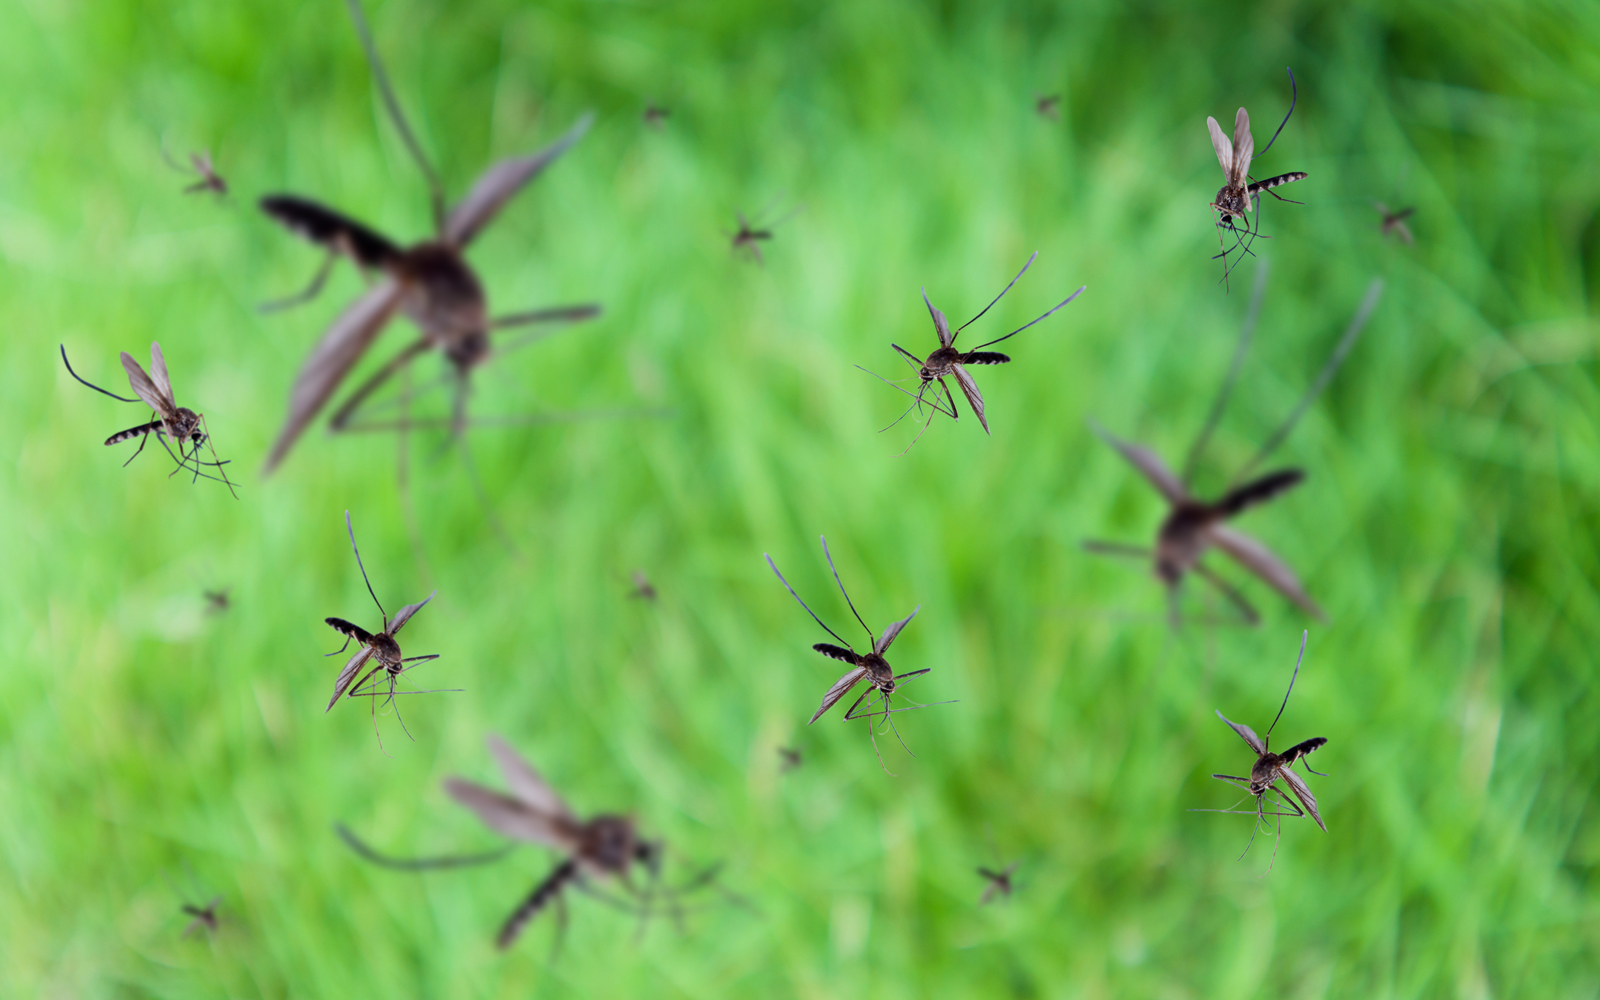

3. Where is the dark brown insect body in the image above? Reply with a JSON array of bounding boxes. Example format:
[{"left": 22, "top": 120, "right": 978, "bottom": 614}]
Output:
[{"left": 259, "top": 0, "right": 598, "bottom": 472}]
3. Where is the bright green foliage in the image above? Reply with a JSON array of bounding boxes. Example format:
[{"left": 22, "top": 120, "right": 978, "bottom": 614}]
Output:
[{"left": 1, "top": 0, "right": 1597, "bottom": 996}]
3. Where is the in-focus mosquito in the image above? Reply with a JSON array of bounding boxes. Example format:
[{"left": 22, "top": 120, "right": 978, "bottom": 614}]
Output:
[
  {"left": 727, "top": 201, "right": 800, "bottom": 266},
  {"left": 163, "top": 146, "right": 228, "bottom": 197},
  {"left": 203, "top": 588, "right": 232, "bottom": 615},
  {"left": 1374, "top": 202, "right": 1415, "bottom": 245},
  {"left": 59, "top": 342, "right": 238, "bottom": 496},
  {"left": 643, "top": 103, "right": 671, "bottom": 129},
  {"left": 1207, "top": 68, "right": 1308, "bottom": 290},
  {"left": 864, "top": 252, "right": 1084, "bottom": 451},
  {"left": 766, "top": 536, "right": 949, "bottom": 774},
  {"left": 778, "top": 746, "right": 803, "bottom": 773},
  {"left": 1035, "top": 94, "right": 1062, "bottom": 121},
  {"left": 1083, "top": 270, "right": 1383, "bottom": 627},
  {"left": 258, "top": 0, "right": 601, "bottom": 473},
  {"left": 323, "top": 511, "right": 453, "bottom": 750},
  {"left": 1191, "top": 631, "right": 1327, "bottom": 874}
]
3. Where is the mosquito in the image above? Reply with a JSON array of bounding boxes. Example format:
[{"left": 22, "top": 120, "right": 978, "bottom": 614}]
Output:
[
  {"left": 58, "top": 342, "right": 238, "bottom": 496},
  {"left": 643, "top": 103, "right": 671, "bottom": 129},
  {"left": 163, "top": 146, "right": 228, "bottom": 196},
  {"left": 180, "top": 896, "right": 223, "bottom": 936},
  {"left": 1191, "top": 631, "right": 1327, "bottom": 874},
  {"left": 322, "top": 511, "right": 453, "bottom": 751},
  {"left": 778, "top": 746, "right": 803, "bottom": 773},
  {"left": 977, "top": 828, "right": 1019, "bottom": 904},
  {"left": 727, "top": 201, "right": 800, "bottom": 266},
  {"left": 203, "top": 588, "right": 232, "bottom": 615},
  {"left": 1207, "top": 68, "right": 1308, "bottom": 289},
  {"left": 1083, "top": 270, "right": 1383, "bottom": 627},
  {"left": 1374, "top": 202, "right": 1415, "bottom": 245},
  {"left": 628, "top": 571, "right": 658, "bottom": 601},
  {"left": 1035, "top": 94, "right": 1061, "bottom": 121},
  {"left": 258, "top": 0, "right": 601, "bottom": 474},
  {"left": 766, "top": 536, "right": 948, "bottom": 775},
  {"left": 865, "top": 252, "right": 1084, "bottom": 451}
]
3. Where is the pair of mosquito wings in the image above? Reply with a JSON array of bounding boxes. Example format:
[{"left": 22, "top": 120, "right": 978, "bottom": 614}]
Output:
[
  {"left": 809, "top": 606, "right": 920, "bottom": 724},
  {"left": 325, "top": 590, "right": 436, "bottom": 710},
  {"left": 262, "top": 114, "right": 594, "bottom": 473},
  {"left": 921, "top": 291, "right": 989, "bottom": 432},
  {"left": 1093, "top": 423, "right": 1323, "bottom": 618},
  {"left": 120, "top": 343, "right": 179, "bottom": 420},
  {"left": 1207, "top": 107, "right": 1255, "bottom": 191},
  {"left": 444, "top": 735, "right": 583, "bottom": 854},
  {"left": 1216, "top": 711, "right": 1326, "bottom": 831}
]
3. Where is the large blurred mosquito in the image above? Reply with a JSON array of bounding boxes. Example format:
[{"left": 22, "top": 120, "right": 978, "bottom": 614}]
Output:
[
  {"left": 323, "top": 511, "right": 453, "bottom": 751},
  {"left": 1191, "top": 631, "right": 1327, "bottom": 874},
  {"left": 163, "top": 146, "right": 228, "bottom": 197},
  {"left": 258, "top": 0, "right": 600, "bottom": 473},
  {"left": 864, "top": 252, "right": 1084, "bottom": 451},
  {"left": 1083, "top": 272, "right": 1383, "bottom": 627},
  {"left": 1207, "top": 68, "right": 1308, "bottom": 290},
  {"left": 59, "top": 342, "right": 238, "bottom": 496},
  {"left": 766, "top": 536, "right": 948, "bottom": 775},
  {"left": 1374, "top": 202, "right": 1416, "bottom": 245}
]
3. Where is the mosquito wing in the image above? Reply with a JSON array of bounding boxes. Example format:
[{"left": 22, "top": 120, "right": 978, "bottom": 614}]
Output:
[
  {"left": 1207, "top": 525, "right": 1326, "bottom": 620},
  {"left": 147, "top": 342, "right": 178, "bottom": 410},
  {"left": 1231, "top": 107, "right": 1254, "bottom": 187},
  {"left": 1206, "top": 116, "right": 1233, "bottom": 180},
  {"left": 486, "top": 734, "right": 575, "bottom": 821},
  {"left": 444, "top": 113, "right": 594, "bottom": 249},
  {"left": 263, "top": 279, "right": 404, "bottom": 473},
  {"left": 1273, "top": 763, "right": 1326, "bottom": 831},
  {"left": 444, "top": 778, "right": 582, "bottom": 850},
  {"left": 120, "top": 351, "right": 172, "bottom": 417},
  {"left": 1090, "top": 423, "right": 1187, "bottom": 503},
  {"left": 809, "top": 666, "right": 870, "bottom": 724},
  {"left": 951, "top": 364, "right": 989, "bottom": 434},
  {"left": 326, "top": 647, "right": 375, "bottom": 711},
  {"left": 874, "top": 605, "right": 920, "bottom": 655},
  {"left": 922, "top": 288, "right": 954, "bottom": 348},
  {"left": 1215, "top": 709, "right": 1266, "bottom": 755},
  {"left": 388, "top": 590, "right": 437, "bottom": 636}
]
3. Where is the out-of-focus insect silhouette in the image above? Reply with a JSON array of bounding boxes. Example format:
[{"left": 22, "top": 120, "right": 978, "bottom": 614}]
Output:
[
  {"left": 258, "top": 0, "right": 600, "bottom": 474},
  {"left": 977, "top": 828, "right": 1019, "bottom": 904},
  {"left": 1035, "top": 94, "right": 1061, "bottom": 121},
  {"left": 727, "top": 201, "right": 800, "bottom": 266},
  {"left": 323, "top": 511, "right": 452, "bottom": 751},
  {"left": 864, "top": 252, "right": 1084, "bottom": 451},
  {"left": 1207, "top": 68, "right": 1307, "bottom": 290},
  {"left": 643, "top": 103, "right": 671, "bottom": 129},
  {"left": 181, "top": 896, "right": 223, "bottom": 936},
  {"left": 628, "top": 571, "right": 658, "bottom": 601},
  {"left": 203, "top": 588, "right": 232, "bottom": 615},
  {"left": 767, "top": 536, "right": 950, "bottom": 774},
  {"left": 1191, "top": 631, "right": 1327, "bottom": 874},
  {"left": 59, "top": 343, "right": 238, "bottom": 496},
  {"left": 163, "top": 146, "right": 228, "bottom": 197},
  {"left": 1374, "top": 202, "right": 1415, "bottom": 245},
  {"left": 1083, "top": 271, "right": 1383, "bottom": 627},
  {"left": 778, "top": 746, "right": 803, "bottom": 773}
]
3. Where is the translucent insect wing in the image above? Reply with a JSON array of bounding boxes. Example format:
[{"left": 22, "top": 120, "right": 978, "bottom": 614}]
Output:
[
  {"left": 809, "top": 666, "right": 870, "bottom": 724},
  {"left": 1216, "top": 709, "right": 1266, "bottom": 754},
  {"left": 1207, "top": 116, "right": 1233, "bottom": 179},
  {"left": 486, "top": 735, "right": 575, "bottom": 821},
  {"left": 875, "top": 605, "right": 921, "bottom": 656}
]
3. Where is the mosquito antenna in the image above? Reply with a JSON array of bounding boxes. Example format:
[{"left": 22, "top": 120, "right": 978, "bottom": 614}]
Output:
[
  {"left": 59, "top": 345, "right": 140, "bottom": 402},
  {"left": 1252, "top": 68, "right": 1297, "bottom": 162},
  {"left": 344, "top": 510, "right": 389, "bottom": 627},
  {"left": 765, "top": 554, "right": 854, "bottom": 650},
  {"left": 1264, "top": 630, "right": 1308, "bottom": 741},
  {"left": 1233, "top": 278, "right": 1382, "bottom": 483},
  {"left": 957, "top": 252, "right": 1037, "bottom": 333},
  {"left": 343, "top": 0, "right": 445, "bottom": 234},
  {"left": 818, "top": 536, "right": 875, "bottom": 645},
  {"left": 969, "top": 285, "right": 1086, "bottom": 351},
  {"left": 1182, "top": 260, "right": 1268, "bottom": 484},
  {"left": 336, "top": 823, "right": 512, "bottom": 870}
]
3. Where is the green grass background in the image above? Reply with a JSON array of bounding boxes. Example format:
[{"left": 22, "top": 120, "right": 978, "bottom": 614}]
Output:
[{"left": 2, "top": 0, "right": 1597, "bottom": 995}]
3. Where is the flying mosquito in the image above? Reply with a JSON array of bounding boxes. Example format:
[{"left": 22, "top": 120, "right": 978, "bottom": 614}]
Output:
[
  {"left": 643, "top": 103, "right": 671, "bottom": 129},
  {"left": 1083, "top": 270, "right": 1383, "bottom": 627},
  {"left": 628, "top": 571, "right": 658, "bottom": 601},
  {"left": 258, "top": 0, "right": 601, "bottom": 473},
  {"left": 203, "top": 588, "right": 232, "bottom": 615},
  {"left": 180, "top": 896, "right": 223, "bottom": 936},
  {"left": 322, "top": 511, "right": 452, "bottom": 750},
  {"left": 1374, "top": 202, "right": 1416, "bottom": 245},
  {"left": 977, "top": 829, "right": 1019, "bottom": 904},
  {"left": 1035, "top": 94, "right": 1062, "bottom": 121},
  {"left": 766, "top": 536, "right": 948, "bottom": 774},
  {"left": 865, "top": 252, "right": 1084, "bottom": 450},
  {"left": 778, "top": 746, "right": 803, "bottom": 773},
  {"left": 58, "top": 342, "right": 238, "bottom": 496},
  {"left": 727, "top": 202, "right": 799, "bottom": 266},
  {"left": 163, "top": 146, "right": 228, "bottom": 196},
  {"left": 1192, "top": 631, "right": 1327, "bottom": 874},
  {"left": 1207, "top": 68, "right": 1308, "bottom": 289}
]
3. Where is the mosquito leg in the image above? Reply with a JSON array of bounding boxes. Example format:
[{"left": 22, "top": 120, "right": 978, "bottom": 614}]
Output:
[
  {"left": 121, "top": 428, "right": 152, "bottom": 467},
  {"left": 387, "top": 675, "right": 417, "bottom": 743},
  {"left": 1080, "top": 540, "right": 1153, "bottom": 560},
  {"left": 549, "top": 891, "right": 569, "bottom": 964},
  {"left": 1192, "top": 563, "right": 1261, "bottom": 626},
  {"left": 259, "top": 250, "right": 337, "bottom": 314},
  {"left": 328, "top": 337, "right": 431, "bottom": 431}
]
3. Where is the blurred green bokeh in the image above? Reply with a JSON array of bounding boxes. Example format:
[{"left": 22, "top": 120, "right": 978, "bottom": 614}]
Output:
[{"left": 2, "top": 0, "right": 1597, "bottom": 995}]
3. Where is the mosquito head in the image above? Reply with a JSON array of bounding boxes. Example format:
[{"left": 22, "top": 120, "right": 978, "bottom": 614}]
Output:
[{"left": 581, "top": 815, "right": 639, "bottom": 875}]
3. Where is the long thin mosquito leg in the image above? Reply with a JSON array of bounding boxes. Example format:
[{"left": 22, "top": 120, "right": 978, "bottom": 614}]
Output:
[
  {"left": 387, "top": 676, "right": 417, "bottom": 743},
  {"left": 1081, "top": 540, "right": 1154, "bottom": 560},
  {"left": 329, "top": 337, "right": 431, "bottom": 431},
  {"left": 259, "top": 251, "right": 337, "bottom": 314},
  {"left": 198, "top": 415, "right": 240, "bottom": 498},
  {"left": 335, "top": 824, "right": 514, "bottom": 870},
  {"left": 896, "top": 404, "right": 938, "bottom": 457},
  {"left": 121, "top": 428, "right": 153, "bottom": 467},
  {"left": 1192, "top": 562, "right": 1261, "bottom": 626}
]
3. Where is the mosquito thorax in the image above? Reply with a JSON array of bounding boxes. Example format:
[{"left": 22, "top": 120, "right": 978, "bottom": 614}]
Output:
[
  {"left": 1214, "top": 185, "right": 1250, "bottom": 219},
  {"left": 1155, "top": 503, "right": 1213, "bottom": 583},
  {"left": 580, "top": 816, "right": 638, "bottom": 874},
  {"left": 922, "top": 346, "right": 963, "bottom": 378},
  {"left": 396, "top": 243, "right": 488, "bottom": 347},
  {"left": 862, "top": 651, "right": 894, "bottom": 688},
  {"left": 1249, "top": 753, "right": 1283, "bottom": 790},
  {"left": 369, "top": 632, "right": 403, "bottom": 668}
]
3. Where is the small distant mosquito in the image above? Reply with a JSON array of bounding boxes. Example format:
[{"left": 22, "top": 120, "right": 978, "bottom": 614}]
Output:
[
  {"left": 1035, "top": 94, "right": 1061, "bottom": 121},
  {"left": 628, "top": 571, "right": 658, "bottom": 601},
  {"left": 163, "top": 146, "right": 228, "bottom": 196},
  {"left": 1192, "top": 631, "right": 1327, "bottom": 874},
  {"left": 766, "top": 536, "right": 948, "bottom": 774},
  {"left": 728, "top": 202, "right": 800, "bottom": 266},
  {"left": 203, "top": 588, "right": 232, "bottom": 615},
  {"left": 58, "top": 342, "right": 238, "bottom": 496},
  {"left": 1084, "top": 270, "right": 1383, "bottom": 626},
  {"left": 258, "top": 0, "right": 600, "bottom": 473},
  {"left": 323, "top": 510, "right": 452, "bottom": 750},
  {"left": 643, "top": 103, "right": 671, "bottom": 129},
  {"left": 865, "top": 252, "right": 1084, "bottom": 450},
  {"left": 1374, "top": 202, "right": 1415, "bottom": 245},
  {"left": 181, "top": 896, "right": 223, "bottom": 936},
  {"left": 1207, "top": 68, "right": 1308, "bottom": 289},
  {"left": 778, "top": 746, "right": 803, "bottom": 773}
]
